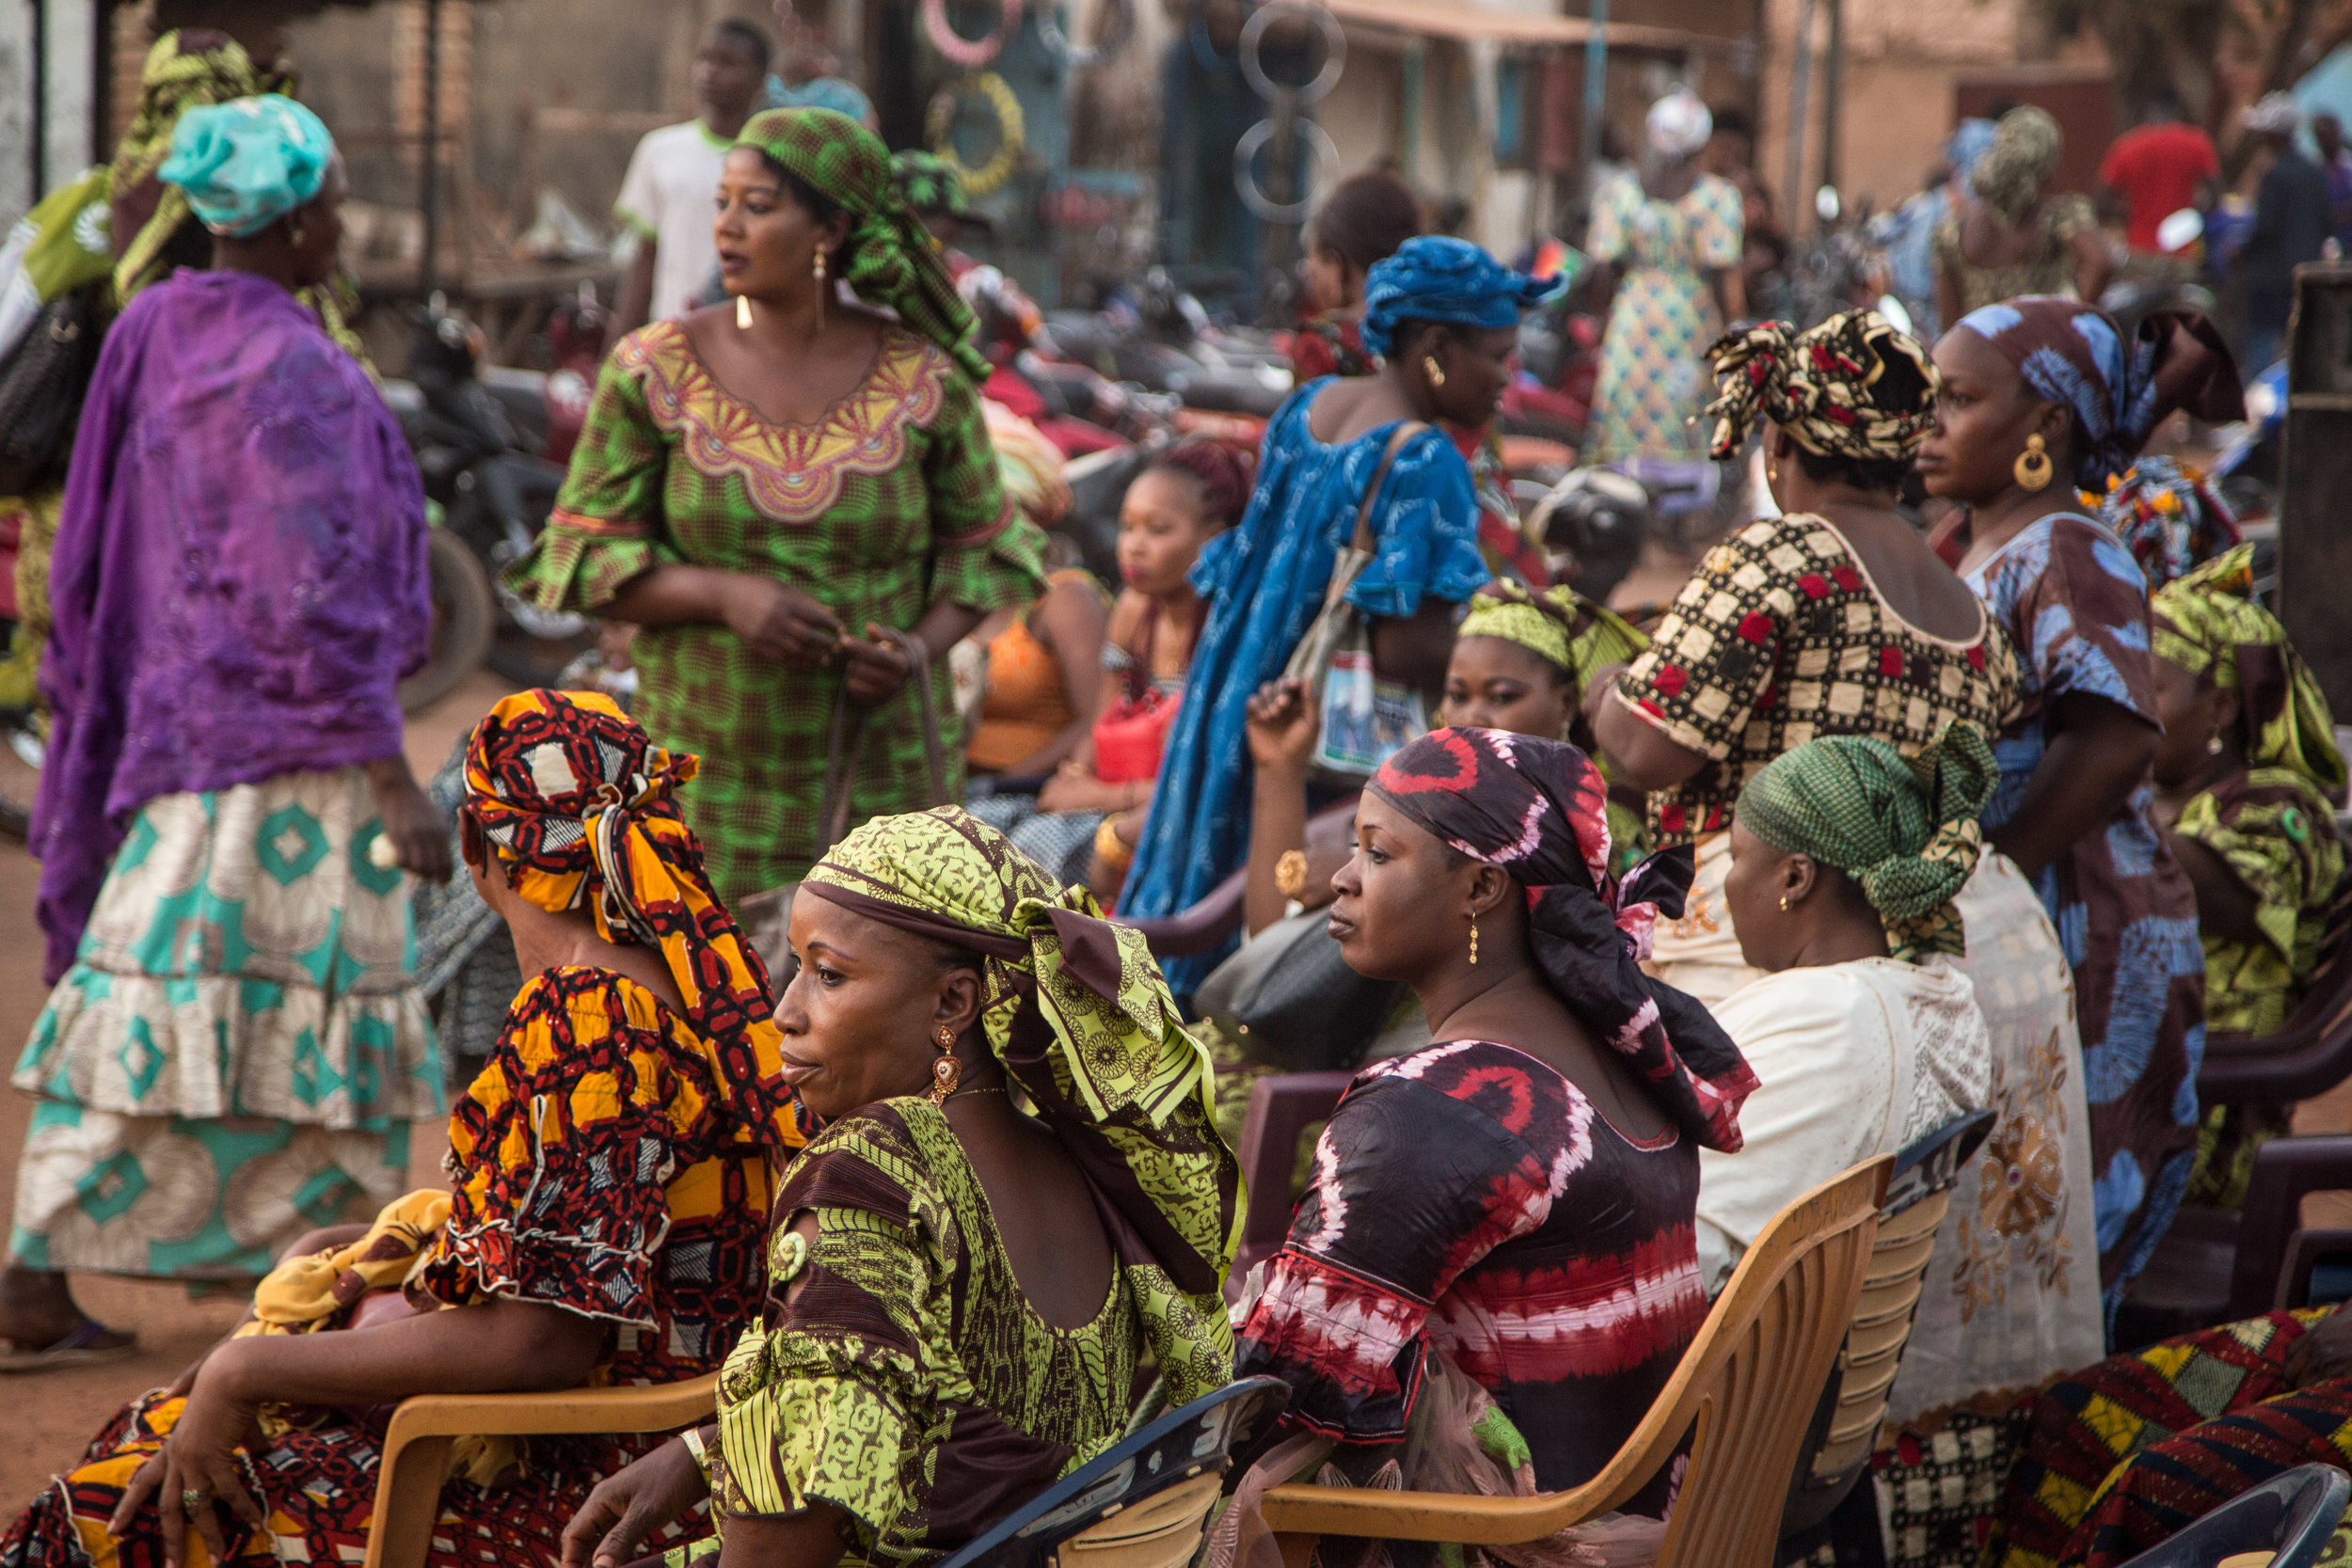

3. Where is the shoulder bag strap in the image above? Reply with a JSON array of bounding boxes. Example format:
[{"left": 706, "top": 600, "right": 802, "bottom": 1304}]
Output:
[{"left": 1348, "top": 420, "right": 1429, "bottom": 557}]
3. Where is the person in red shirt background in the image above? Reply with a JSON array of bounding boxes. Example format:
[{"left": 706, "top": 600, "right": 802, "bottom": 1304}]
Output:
[{"left": 2101, "top": 91, "right": 2220, "bottom": 279}]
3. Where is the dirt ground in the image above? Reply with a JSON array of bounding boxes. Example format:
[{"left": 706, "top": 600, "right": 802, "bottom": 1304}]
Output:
[{"left": 0, "top": 671, "right": 510, "bottom": 1519}]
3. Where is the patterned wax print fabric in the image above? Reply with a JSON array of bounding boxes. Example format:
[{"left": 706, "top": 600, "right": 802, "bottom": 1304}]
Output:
[
  {"left": 1931, "top": 195, "right": 2097, "bottom": 320},
  {"left": 504, "top": 319, "right": 1047, "bottom": 900},
  {"left": 1964, "top": 513, "right": 2204, "bottom": 1317},
  {"left": 34, "top": 268, "right": 428, "bottom": 983},
  {"left": 1614, "top": 512, "right": 2021, "bottom": 847},
  {"left": 1983, "top": 1307, "right": 2352, "bottom": 1568},
  {"left": 1291, "top": 310, "right": 1375, "bottom": 380},
  {"left": 1700, "top": 308, "right": 1941, "bottom": 466},
  {"left": 695, "top": 1101, "right": 1152, "bottom": 1565},
  {"left": 2173, "top": 770, "right": 2344, "bottom": 1036},
  {"left": 0, "top": 965, "right": 780, "bottom": 1568},
  {"left": 1234, "top": 1039, "right": 1706, "bottom": 1513},
  {"left": 1584, "top": 170, "right": 1743, "bottom": 460},
  {"left": 1117, "top": 387, "right": 1489, "bottom": 992},
  {"left": 11, "top": 767, "right": 432, "bottom": 1276}
]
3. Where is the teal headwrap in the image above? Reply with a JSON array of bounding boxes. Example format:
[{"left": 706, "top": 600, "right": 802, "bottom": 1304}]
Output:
[{"left": 157, "top": 94, "right": 334, "bottom": 239}]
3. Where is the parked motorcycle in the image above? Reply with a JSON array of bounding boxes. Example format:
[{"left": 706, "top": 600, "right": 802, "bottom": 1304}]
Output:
[{"left": 1035, "top": 268, "right": 1295, "bottom": 418}]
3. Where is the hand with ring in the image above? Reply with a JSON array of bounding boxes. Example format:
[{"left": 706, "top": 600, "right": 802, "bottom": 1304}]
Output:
[{"left": 110, "top": 1343, "right": 267, "bottom": 1568}]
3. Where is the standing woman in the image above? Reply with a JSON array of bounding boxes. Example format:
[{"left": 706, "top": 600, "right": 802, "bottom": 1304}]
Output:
[
  {"left": 507, "top": 108, "right": 1049, "bottom": 901},
  {"left": 1290, "top": 168, "right": 1424, "bottom": 381},
  {"left": 3, "top": 99, "right": 447, "bottom": 1366},
  {"left": 1916, "top": 295, "right": 2206, "bottom": 1314},
  {"left": 1932, "top": 107, "right": 2112, "bottom": 328},
  {"left": 1585, "top": 88, "right": 1746, "bottom": 463}
]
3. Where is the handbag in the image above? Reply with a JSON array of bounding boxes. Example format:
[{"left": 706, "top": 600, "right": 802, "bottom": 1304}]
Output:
[
  {"left": 1279, "top": 421, "right": 1429, "bottom": 788},
  {"left": 734, "top": 627, "right": 949, "bottom": 982},
  {"left": 0, "top": 286, "right": 100, "bottom": 497},
  {"left": 1192, "top": 905, "right": 1404, "bottom": 1074}
]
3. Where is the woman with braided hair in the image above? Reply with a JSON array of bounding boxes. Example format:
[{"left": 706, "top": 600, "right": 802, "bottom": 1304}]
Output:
[{"left": 507, "top": 108, "right": 1050, "bottom": 901}]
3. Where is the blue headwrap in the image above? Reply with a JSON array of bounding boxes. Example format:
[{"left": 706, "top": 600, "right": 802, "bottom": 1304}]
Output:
[
  {"left": 1360, "top": 235, "right": 1552, "bottom": 361},
  {"left": 158, "top": 95, "right": 335, "bottom": 239},
  {"left": 1946, "top": 119, "right": 1997, "bottom": 191},
  {"left": 1956, "top": 296, "right": 2157, "bottom": 490},
  {"left": 765, "top": 73, "right": 877, "bottom": 125}
]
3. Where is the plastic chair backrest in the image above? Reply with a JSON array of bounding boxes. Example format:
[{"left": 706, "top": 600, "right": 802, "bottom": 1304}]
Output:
[
  {"left": 1257, "top": 1155, "right": 1891, "bottom": 1568},
  {"left": 2200, "top": 870, "right": 2352, "bottom": 1106},
  {"left": 2109, "top": 1462, "right": 2350, "bottom": 1568},
  {"left": 1779, "top": 1111, "right": 1996, "bottom": 1537},
  {"left": 933, "top": 1377, "right": 1292, "bottom": 1568},
  {"left": 1232, "top": 1071, "right": 1356, "bottom": 1282}
]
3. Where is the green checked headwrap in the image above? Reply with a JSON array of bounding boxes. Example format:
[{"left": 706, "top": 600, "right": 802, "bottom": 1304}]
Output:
[
  {"left": 891, "top": 149, "right": 978, "bottom": 224},
  {"left": 738, "top": 108, "right": 991, "bottom": 384},
  {"left": 2153, "top": 544, "right": 2345, "bottom": 794},
  {"left": 1737, "top": 722, "right": 1998, "bottom": 963},
  {"left": 800, "top": 806, "right": 1239, "bottom": 1403}
]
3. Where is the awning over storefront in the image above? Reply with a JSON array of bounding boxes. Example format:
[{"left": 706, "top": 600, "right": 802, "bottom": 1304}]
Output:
[{"left": 1317, "top": 0, "right": 1737, "bottom": 53}]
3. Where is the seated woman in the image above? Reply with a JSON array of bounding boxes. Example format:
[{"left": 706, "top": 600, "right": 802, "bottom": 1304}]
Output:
[
  {"left": 1, "top": 689, "right": 804, "bottom": 1568},
  {"left": 1233, "top": 729, "right": 1756, "bottom": 1509},
  {"left": 962, "top": 566, "right": 1109, "bottom": 782},
  {"left": 978, "top": 439, "right": 1248, "bottom": 895},
  {"left": 2150, "top": 545, "right": 2345, "bottom": 1205},
  {"left": 1696, "top": 725, "right": 1997, "bottom": 1294},
  {"left": 562, "top": 808, "right": 1240, "bottom": 1568}
]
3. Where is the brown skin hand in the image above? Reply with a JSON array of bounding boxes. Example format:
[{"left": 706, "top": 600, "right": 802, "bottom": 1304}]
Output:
[
  {"left": 2150, "top": 657, "right": 2266, "bottom": 947},
  {"left": 1720, "top": 820, "right": 1890, "bottom": 974},
  {"left": 602, "top": 149, "right": 983, "bottom": 706}
]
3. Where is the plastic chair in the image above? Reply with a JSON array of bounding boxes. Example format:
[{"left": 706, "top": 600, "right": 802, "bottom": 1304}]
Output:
[
  {"left": 1125, "top": 798, "right": 1360, "bottom": 959},
  {"left": 933, "top": 1377, "right": 1292, "bottom": 1568},
  {"left": 1779, "top": 1111, "right": 1997, "bottom": 1540},
  {"left": 1258, "top": 1155, "right": 1892, "bottom": 1568},
  {"left": 360, "top": 1373, "right": 718, "bottom": 1568},
  {"left": 2118, "top": 1133, "right": 2352, "bottom": 1350},
  {"left": 2107, "top": 1463, "right": 2350, "bottom": 1568},
  {"left": 1232, "top": 1071, "right": 1356, "bottom": 1281}
]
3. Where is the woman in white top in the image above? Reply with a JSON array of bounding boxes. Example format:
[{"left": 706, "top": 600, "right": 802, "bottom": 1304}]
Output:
[{"left": 1694, "top": 723, "right": 1998, "bottom": 1292}]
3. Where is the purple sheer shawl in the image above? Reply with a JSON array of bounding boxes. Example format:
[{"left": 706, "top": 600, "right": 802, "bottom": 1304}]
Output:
[{"left": 32, "top": 269, "right": 429, "bottom": 981}]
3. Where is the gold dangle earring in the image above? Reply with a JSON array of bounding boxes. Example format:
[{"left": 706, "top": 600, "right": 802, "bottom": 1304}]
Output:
[
  {"left": 1469, "top": 913, "right": 1479, "bottom": 966},
  {"left": 926, "top": 1025, "right": 960, "bottom": 1105},
  {"left": 813, "top": 248, "right": 828, "bottom": 331},
  {"left": 1422, "top": 355, "right": 1446, "bottom": 389},
  {"left": 736, "top": 294, "right": 754, "bottom": 330},
  {"left": 2013, "top": 433, "right": 2053, "bottom": 492}
]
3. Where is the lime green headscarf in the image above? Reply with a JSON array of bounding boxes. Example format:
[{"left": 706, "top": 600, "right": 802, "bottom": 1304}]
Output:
[
  {"left": 2153, "top": 544, "right": 2345, "bottom": 795},
  {"left": 1456, "top": 579, "right": 1648, "bottom": 708},
  {"left": 1736, "top": 723, "right": 1998, "bottom": 963},
  {"left": 800, "top": 806, "right": 1238, "bottom": 1403},
  {"left": 737, "top": 108, "right": 992, "bottom": 385}
]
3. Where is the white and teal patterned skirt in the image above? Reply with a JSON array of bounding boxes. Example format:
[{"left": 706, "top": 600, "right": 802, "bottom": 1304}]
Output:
[{"left": 10, "top": 767, "right": 441, "bottom": 1279}]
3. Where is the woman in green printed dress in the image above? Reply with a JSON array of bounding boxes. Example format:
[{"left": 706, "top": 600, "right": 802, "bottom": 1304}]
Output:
[{"left": 507, "top": 109, "right": 1048, "bottom": 899}]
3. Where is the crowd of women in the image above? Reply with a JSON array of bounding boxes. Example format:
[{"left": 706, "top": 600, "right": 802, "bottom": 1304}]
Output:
[{"left": 7, "top": 27, "right": 2352, "bottom": 1568}]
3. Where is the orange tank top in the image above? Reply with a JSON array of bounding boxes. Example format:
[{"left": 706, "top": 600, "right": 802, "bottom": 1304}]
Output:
[{"left": 967, "top": 570, "right": 1093, "bottom": 773}]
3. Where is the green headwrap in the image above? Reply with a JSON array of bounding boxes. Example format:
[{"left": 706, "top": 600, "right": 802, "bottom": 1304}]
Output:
[
  {"left": 2153, "top": 544, "right": 2345, "bottom": 795},
  {"left": 891, "top": 149, "right": 982, "bottom": 225},
  {"left": 1736, "top": 723, "right": 1999, "bottom": 963},
  {"left": 800, "top": 806, "right": 1239, "bottom": 1403},
  {"left": 737, "top": 108, "right": 992, "bottom": 385},
  {"left": 1456, "top": 580, "right": 1648, "bottom": 702}
]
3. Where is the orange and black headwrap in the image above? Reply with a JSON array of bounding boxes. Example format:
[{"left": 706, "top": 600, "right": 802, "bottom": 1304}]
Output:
[{"left": 464, "top": 689, "right": 803, "bottom": 1149}]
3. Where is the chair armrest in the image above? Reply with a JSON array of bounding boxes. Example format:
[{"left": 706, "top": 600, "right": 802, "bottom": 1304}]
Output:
[
  {"left": 2232, "top": 1138, "right": 2352, "bottom": 1320},
  {"left": 2276, "top": 1228, "right": 2352, "bottom": 1310},
  {"left": 381, "top": 1370, "right": 719, "bottom": 1440},
  {"left": 2200, "top": 958, "right": 2352, "bottom": 1105},
  {"left": 1125, "top": 869, "right": 1248, "bottom": 958},
  {"left": 1260, "top": 1478, "right": 1614, "bottom": 1545},
  {"left": 1234, "top": 1072, "right": 1358, "bottom": 1278}
]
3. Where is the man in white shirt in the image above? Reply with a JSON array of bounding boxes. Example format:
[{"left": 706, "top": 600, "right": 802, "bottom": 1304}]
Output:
[{"left": 609, "top": 19, "right": 769, "bottom": 339}]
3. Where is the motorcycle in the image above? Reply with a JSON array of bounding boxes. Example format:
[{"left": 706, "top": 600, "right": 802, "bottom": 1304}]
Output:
[
  {"left": 1034, "top": 267, "right": 1296, "bottom": 418},
  {"left": 385, "top": 301, "right": 596, "bottom": 691}
]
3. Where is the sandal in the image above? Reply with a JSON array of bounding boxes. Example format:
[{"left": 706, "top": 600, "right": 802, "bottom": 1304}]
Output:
[{"left": 0, "top": 1317, "right": 138, "bottom": 1373}]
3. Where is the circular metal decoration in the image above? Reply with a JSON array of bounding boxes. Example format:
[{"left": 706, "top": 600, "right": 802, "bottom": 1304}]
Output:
[
  {"left": 922, "top": 0, "right": 1024, "bottom": 68},
  {"left": 1238, "top": 0, "right": 1345, "bottom": 106},
  {"left": 1039, "top": 0, "right": 1132, "bottom": 67},
  {"left": 927, "top": 71, "right": 1028, "bottom": 197},
  {"left": 1232, "top": 117, "right": 1340, "bottom": 223}
]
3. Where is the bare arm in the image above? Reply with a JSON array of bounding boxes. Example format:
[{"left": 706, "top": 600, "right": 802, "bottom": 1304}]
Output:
[
  {"left": 2168, "top": 831, "right": 2267, "bottom": 948},
  {"left": 1243, "top": 679, "right": 1318, "bottom": 937},
  {"left": 717, "top": 1504, "right": 853, "bottom": 1568},
  {"left": 998, "top": 582, "right": 1110, "bottom": 777},
  {"left": 1372, "top": 598, "right": 1461, "bottom": 705},
  {"left": 609, "top": 243, "right": 656, "bottom": 350},
  {"left": 1987, "top": 691, "right": 2160, "bottom": 880}
]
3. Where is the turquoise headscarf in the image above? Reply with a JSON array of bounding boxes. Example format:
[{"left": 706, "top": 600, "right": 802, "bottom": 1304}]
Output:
[{"left": 158, "top": 94, "right": 334, "bottom": 238}]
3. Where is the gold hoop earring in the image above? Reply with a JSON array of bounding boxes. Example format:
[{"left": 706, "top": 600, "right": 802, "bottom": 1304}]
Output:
[
  {"left": 1422, "top": 355, "right": 1445, "bottom": 389},
  {"left": 926, "top": 1025, "right": 960, "bottom": 1105},
  {"left": 814, "top": 248, "right": 828, "bottom": 330},
  {"left": 1469, "top": 914, "right": 1479, "bottom": 966},
  {"left": 2013, "top": 433, "right": 2053, "bottom": 492},
  {"left": 736, "top": 294, "right": 754, "bottom": 330}
]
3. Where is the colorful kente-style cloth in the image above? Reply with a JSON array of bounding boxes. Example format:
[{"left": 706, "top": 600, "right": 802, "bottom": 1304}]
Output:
[
  {"left": 1615, "top": 513, "right": 2020, "bottom": 845},
  {"left": 1118, "top": 390, "right": 1489, "bottom": 991},
  {"left": 691, "top": 808, "right": 1236, "bottom": 1563},
  {"left": 2096, "top": 456, "right": 2239, "bottom": 591},
  {"left": 506, "top": 320, "right": 1046, "bottom": 900},
  {"left": 1984, "top": 1307, "right": 2352, "bottom": 1568},
  {"left": 1584, "top": 171, "right": 1744, "bottom": 461},
  {"left": 11, "top": 768, "right": 432, "bottom": 1278},
  {"left": 1701, "top": 308, "right": 1940, "bottom": 464},
  {"left": 1965, "top": 514, "right": 2204, "bottom": 1316},
  {"left": 1234, "top": 1038, "right": 1707, "bottom": 1513}
]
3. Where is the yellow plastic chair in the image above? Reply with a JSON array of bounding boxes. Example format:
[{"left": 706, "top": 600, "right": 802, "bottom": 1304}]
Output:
[
  {"left": 360, "top": 1372, "right": 718, "bottom": 1568},
  {"left": 1258, "top": 1155, "right": 1893, "bottom": 1568}
]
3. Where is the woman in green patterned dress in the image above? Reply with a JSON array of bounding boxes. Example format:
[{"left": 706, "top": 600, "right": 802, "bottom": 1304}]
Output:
[
  {"left": 559, "top": 807, "right": 1239, "bottom": 1568},
  {"left": 507, "top": 109, "right": 1048, "bottom": 899}
]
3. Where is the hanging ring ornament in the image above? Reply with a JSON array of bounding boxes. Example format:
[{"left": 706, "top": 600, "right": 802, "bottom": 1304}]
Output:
[
  {"left": 1039, "top": 0, "right": 1132, "bottom": 67},
  {"left": 1238, "top": 0, "right": 1346, "bottom": 105},
  {"left": 922, "top": 0, "right": 1024, "bottom": 68},
  {"left": 1233, "top": 116, "right": 1341, "bottom": 223},
  {"left": 926, "top": 72, "right": 1027, "bottom": 198}
]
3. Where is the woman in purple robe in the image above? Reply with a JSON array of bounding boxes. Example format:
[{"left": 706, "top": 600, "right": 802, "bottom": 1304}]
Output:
[{"left": 0, "top": 96, "right": 452, "bottom": 1369}]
